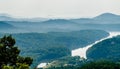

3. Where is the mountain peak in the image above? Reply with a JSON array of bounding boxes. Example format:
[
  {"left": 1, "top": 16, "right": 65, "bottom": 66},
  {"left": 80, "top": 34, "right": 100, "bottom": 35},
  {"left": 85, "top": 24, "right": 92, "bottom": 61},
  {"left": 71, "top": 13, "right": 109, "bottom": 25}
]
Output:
[
  {"left": 94, "top": 13, "right": 120, "bottom": 19},
  {"left": 91, "top": 13, "right": 120, "bottom": 24},
  {"left": 99, "top": 13, "right": 117, "bottom": 16}
]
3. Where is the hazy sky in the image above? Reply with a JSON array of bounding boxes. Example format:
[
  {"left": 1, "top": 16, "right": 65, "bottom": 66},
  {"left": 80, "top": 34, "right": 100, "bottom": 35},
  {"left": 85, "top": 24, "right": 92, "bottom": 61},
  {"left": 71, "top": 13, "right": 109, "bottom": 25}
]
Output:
[{"left": 0, "top": 0, "right": 120, "bottom": 18}]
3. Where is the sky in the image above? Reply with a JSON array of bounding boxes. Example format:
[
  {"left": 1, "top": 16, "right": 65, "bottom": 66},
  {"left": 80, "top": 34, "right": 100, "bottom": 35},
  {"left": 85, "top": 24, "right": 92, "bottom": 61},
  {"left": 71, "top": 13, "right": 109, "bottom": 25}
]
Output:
[{"left": 0, "top": 0, "right": 120, "bottom": 18}]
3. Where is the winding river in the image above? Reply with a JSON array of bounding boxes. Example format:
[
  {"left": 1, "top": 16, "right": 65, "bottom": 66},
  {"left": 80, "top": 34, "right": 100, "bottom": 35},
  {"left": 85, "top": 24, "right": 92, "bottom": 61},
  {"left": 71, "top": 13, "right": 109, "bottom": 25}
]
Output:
[{"left": 72, "top": 32, "right": 120, "bottom": 59}]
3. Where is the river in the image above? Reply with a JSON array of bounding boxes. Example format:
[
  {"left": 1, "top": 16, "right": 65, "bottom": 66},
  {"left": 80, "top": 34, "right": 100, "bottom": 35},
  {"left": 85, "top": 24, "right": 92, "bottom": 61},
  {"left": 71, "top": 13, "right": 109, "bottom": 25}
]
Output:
[{"left": 72, "top": 32, "right": 120, "bottom": 59}]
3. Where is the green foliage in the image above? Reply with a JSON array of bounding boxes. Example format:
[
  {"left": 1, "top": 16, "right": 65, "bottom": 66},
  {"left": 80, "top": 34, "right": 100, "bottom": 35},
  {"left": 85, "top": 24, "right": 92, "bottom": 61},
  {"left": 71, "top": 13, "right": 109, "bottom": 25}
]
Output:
[
  {"left": 2, "top": 63, "right": 29, "bottom": 69},
  {"left": 2, "top": 65, "right": 14, "bottom": 69},
  {"left": 47, "top": 60, "right": 120, "bottom": 69},
  {"left": 0, "top": 35, "right": 20, "bottom": 67},
  {"left": 13, "top": 30, "right": 109, "bottom": 50},
  {"left": 0, "top": 35, "right": 33, "bottom": 69},
  {"left": 80, "top": 60, "right": 120, "bottom": 69},
  {"left": 16, "top": 63, "right": 29, "bottom": 69},
  {"left": 46, "top": 56, "right": 87, "bottom": 68},
  {"left": 87, "top": 35, "right": 120, "bottom": 61},
  {"left": 17, "top": 56, "right": 33, "bottom": 66},
  {"left": 0, "top": 30, "right": 109, "bottom": 68},
  {"left": 38, "top": 46, "right": 71, "bottom": 61},
  {"left": 47, "top": 66, "right": 79, "bottom": 69}
]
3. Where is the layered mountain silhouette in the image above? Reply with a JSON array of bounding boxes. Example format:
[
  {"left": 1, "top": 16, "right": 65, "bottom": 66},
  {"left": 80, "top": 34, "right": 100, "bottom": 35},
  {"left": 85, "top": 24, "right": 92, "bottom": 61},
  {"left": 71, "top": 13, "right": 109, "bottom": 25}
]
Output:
[
  {"left": 41, "top": 19, "right": 78, "bottom": 25},
  {"left": 0, "top": 21, "right": 15, "bottom": 29},
  {"left": 0, "top": 14, "right": 14, "bottom": 21},
  {"left": 0, "top": 13, "right": 120, "bottom": 33},
  {"left": 0, "top": 13, "right": 119, "bottom": 24},
  {"left": 93, "top": 13, "right": 120, "bottom": 24},
  {"left": 71, "top": 13, "right": 120, "bottom": 24}
]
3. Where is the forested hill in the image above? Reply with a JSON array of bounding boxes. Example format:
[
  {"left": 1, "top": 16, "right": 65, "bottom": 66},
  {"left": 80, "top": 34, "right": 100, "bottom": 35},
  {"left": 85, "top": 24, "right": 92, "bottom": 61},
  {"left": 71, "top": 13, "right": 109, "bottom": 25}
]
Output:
[
  {"left": 13, "top": 30, "right": 109, "bottom": 50},
  {"left": 87, "top": 35, "right": 120, "bottom": 61},
  {"left": 0, "top": 30, "right": 109, "bottom": 68}
]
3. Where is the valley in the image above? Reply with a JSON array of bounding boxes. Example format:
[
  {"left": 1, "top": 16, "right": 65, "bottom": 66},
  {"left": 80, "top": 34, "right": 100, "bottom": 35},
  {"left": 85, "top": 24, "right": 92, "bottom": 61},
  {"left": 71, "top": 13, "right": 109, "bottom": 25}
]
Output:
[{"left": 0, "top": 13, "right": 120, "bottom": 69}]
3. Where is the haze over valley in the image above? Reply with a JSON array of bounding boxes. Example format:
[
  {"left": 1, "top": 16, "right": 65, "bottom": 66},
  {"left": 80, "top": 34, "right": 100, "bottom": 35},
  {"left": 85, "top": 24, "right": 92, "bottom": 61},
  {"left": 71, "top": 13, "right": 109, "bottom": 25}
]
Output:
[
  {"left": 0, "top": 12, "right": 120, "bottom": 69},
  {"left": 0, "top": 0, "right": 120, "bottom": 68},
  {"left": 0, "top": 13, "right": 120, "bottom": 33}
]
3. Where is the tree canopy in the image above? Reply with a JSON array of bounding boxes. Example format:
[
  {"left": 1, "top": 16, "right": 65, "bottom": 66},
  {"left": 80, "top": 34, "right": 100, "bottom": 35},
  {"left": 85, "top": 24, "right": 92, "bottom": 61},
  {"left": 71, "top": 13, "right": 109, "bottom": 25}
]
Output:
[{"left": 0, "top": 35, "right": 33, "bottom": 69}]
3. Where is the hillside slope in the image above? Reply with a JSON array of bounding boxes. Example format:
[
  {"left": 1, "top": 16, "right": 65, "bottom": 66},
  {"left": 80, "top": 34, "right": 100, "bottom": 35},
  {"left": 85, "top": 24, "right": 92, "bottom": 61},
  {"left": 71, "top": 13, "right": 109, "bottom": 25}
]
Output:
[
  {"left": 87, "top": 35, "right": 120, "bottom": 60},
  {"left": 0, "top": 30, "right": 109, "bottom": 67},
  {"left": 71, "top": 13, "right": 120, "bottom": 24}
]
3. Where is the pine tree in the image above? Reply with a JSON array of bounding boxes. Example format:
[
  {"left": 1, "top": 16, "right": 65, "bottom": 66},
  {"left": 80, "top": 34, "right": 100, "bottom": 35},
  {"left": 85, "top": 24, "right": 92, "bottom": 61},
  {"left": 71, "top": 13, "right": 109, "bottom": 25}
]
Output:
[{"left": 0, "top": 35, "right": 33, "bottom": 69}]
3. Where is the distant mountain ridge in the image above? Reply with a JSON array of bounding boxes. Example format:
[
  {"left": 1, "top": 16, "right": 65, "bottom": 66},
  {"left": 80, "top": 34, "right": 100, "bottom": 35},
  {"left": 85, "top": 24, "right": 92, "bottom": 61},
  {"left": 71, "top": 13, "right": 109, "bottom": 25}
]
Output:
[
  {"left": 0, "top": 13, "right": 120, "bottom": 33},
  {"left": 94, "top": 13, "right": 120, "bottom": 19},
  {"left": 0, "top": 21, "right": 15, "bottom": 29},
  {"left": 0, "top": 13, "right": 119, "bottom": 24},
  {"left": 71, "top": 13, "right": 120, "bottom": 24},
  {"left": 41, "top": 19, "right": 78, "bottom": 25},
  {"left": 93, "top": 13, "right": 120, "bottom": 24},
  {"left": 0, "top": 14, "right": 14, "bottom": 21}
]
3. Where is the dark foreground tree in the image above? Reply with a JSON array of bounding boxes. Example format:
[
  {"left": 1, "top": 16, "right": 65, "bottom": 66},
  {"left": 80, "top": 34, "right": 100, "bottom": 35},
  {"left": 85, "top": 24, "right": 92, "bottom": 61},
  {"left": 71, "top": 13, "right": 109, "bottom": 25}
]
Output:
[{"left": 0, "top": 35, "right": 33, "bottom": 69}]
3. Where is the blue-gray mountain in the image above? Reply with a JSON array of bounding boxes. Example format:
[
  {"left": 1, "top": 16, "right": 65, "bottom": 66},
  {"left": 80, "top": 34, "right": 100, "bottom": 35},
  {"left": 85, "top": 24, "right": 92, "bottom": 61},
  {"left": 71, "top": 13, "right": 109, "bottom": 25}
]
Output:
[
  {"left": 71, "top": 13, "right": 120, "bottom": 24},
  {"left": 0, "top": 21, "right": 15, "bottom": 29},
  {"left": 1, "top": 13, "right": 120, "bottom": 24},
  {"left": 0, "top": 13, "right": 120, "bottom": 33}
]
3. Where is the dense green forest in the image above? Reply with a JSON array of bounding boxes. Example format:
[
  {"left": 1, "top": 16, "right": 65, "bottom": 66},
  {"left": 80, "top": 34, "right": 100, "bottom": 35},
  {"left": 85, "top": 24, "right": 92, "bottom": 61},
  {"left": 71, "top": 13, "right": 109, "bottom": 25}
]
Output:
[
  {"left": 45, "top": 33, "right": 120, "bottom": 69},
  {"left": 0, "top": 30, "right": 109, "bottom": 68},
  {"left": 87, "top": 35, "right": 120, "bottom": 61},
  {"left": 45, "top": 56, "right": 86, "bottom": 68},
  {"left": 47, "top": 59, "right": 120, "bottom": 69},
  {"left": 79, "top": 60, "right": 120, "bottom": 69}
]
